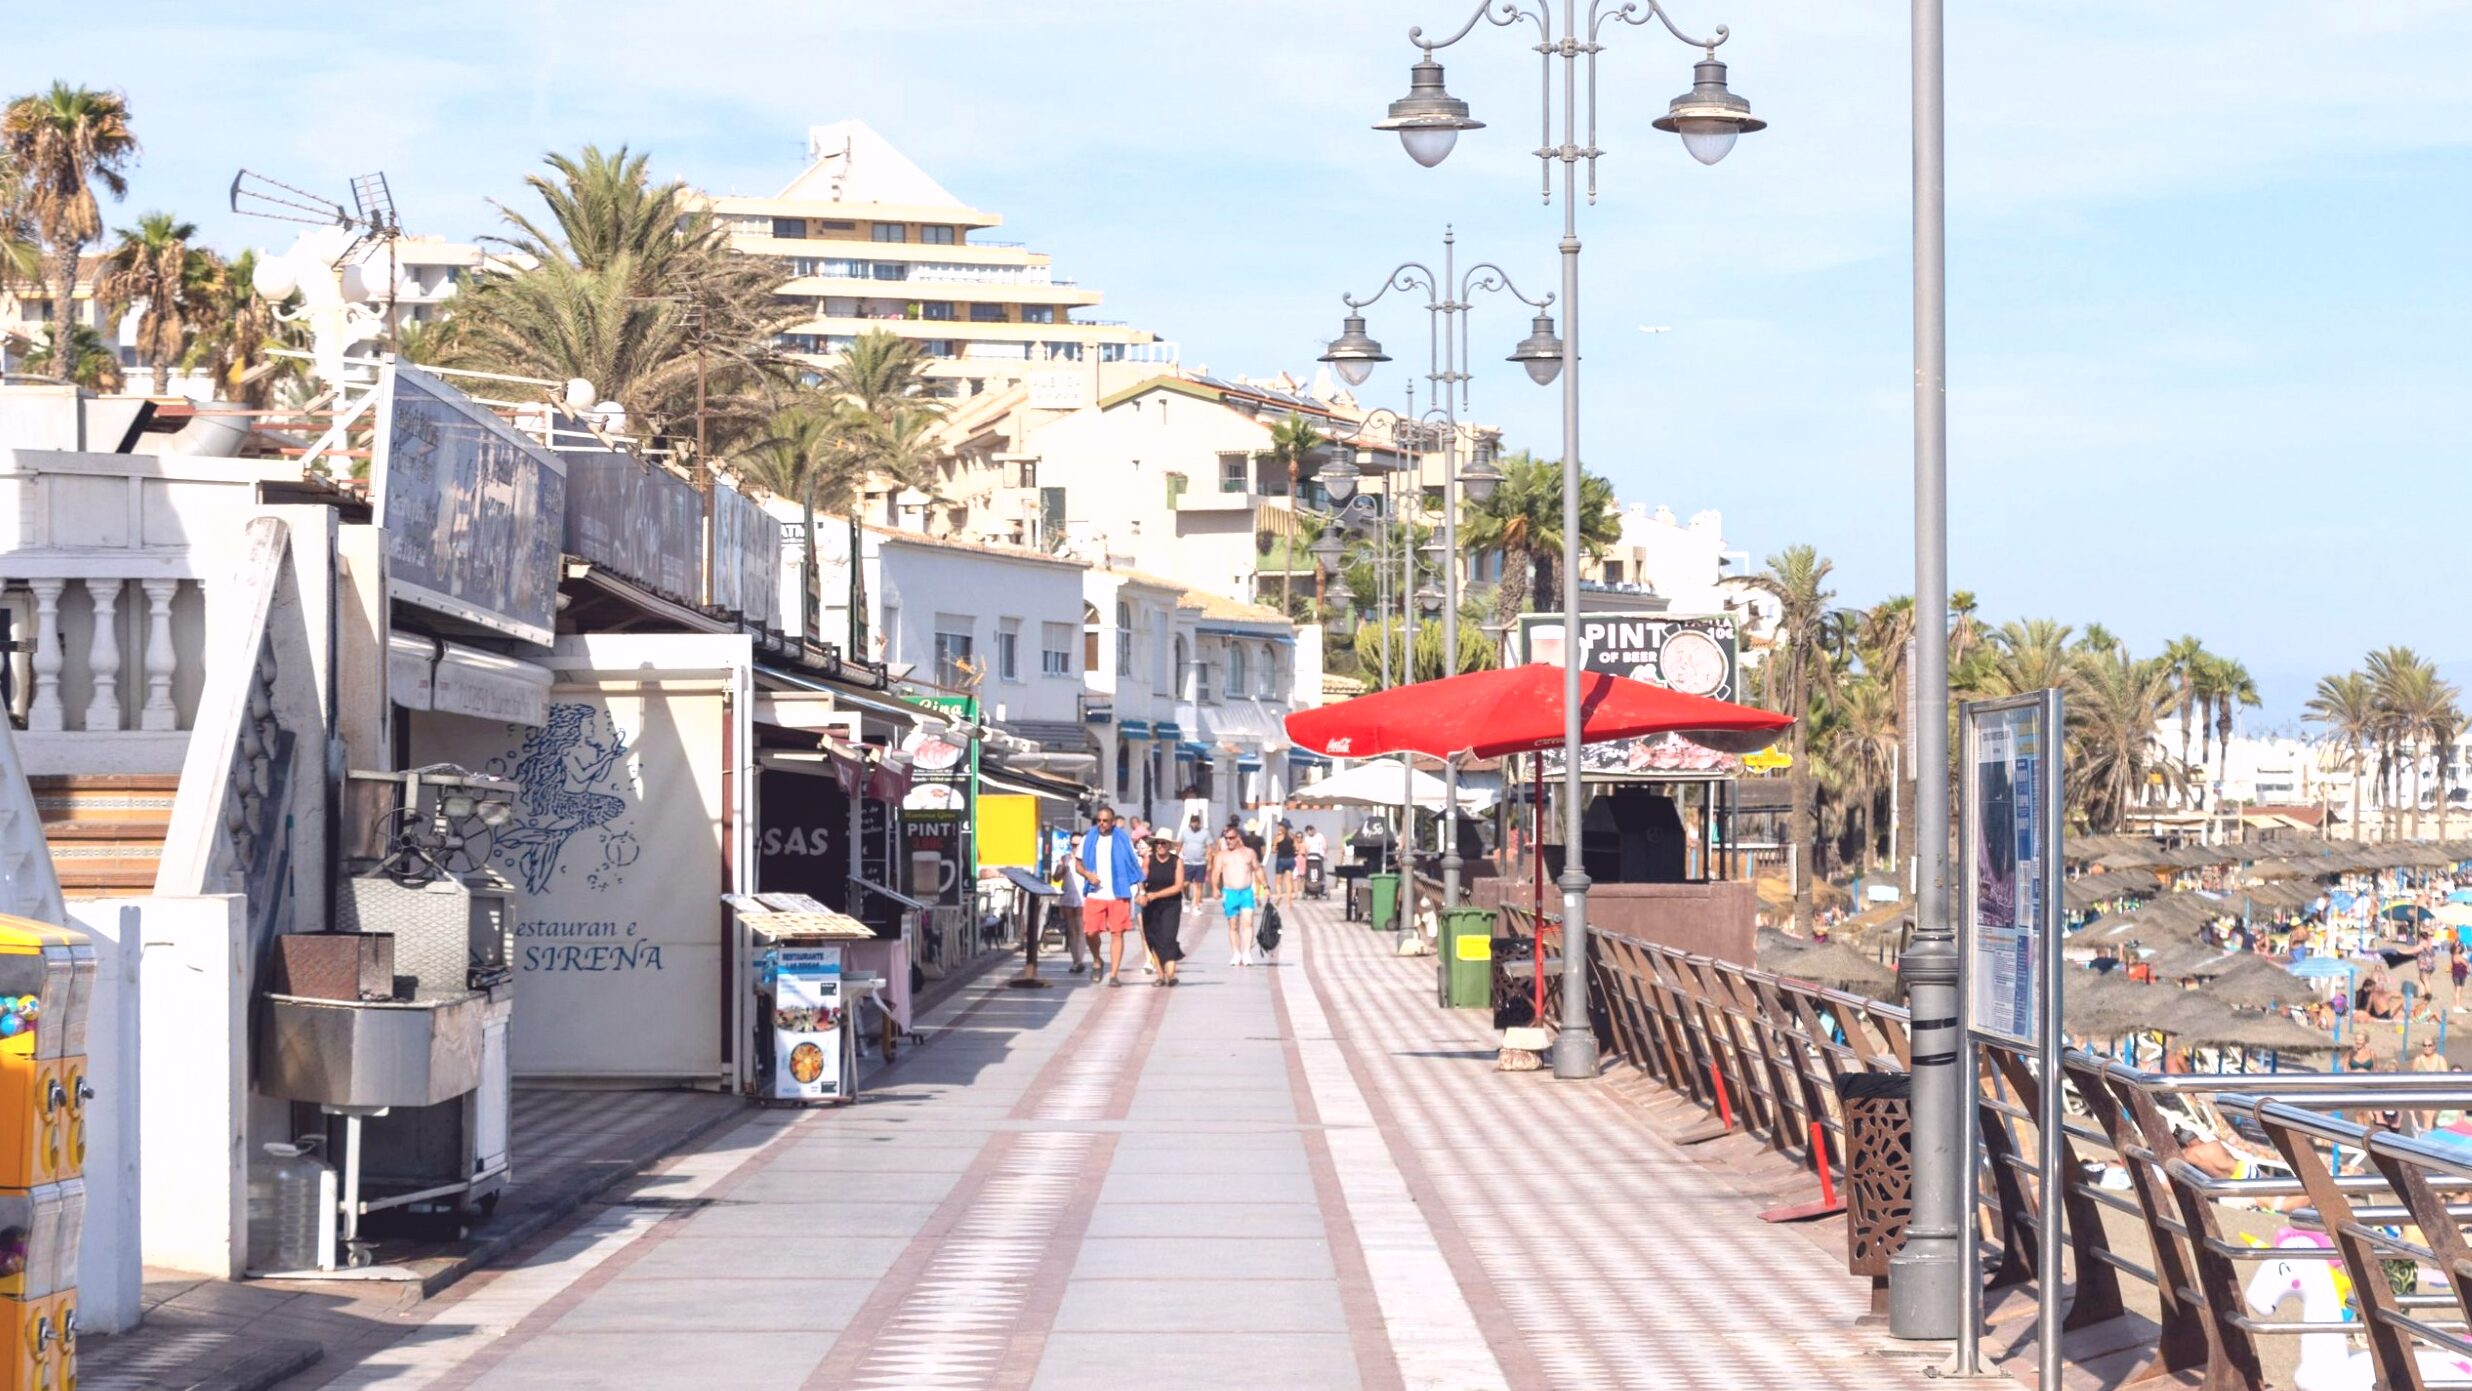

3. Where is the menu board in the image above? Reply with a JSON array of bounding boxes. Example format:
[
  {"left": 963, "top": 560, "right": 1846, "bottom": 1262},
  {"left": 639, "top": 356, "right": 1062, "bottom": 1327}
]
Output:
[
  {"left": 900, "top": 694, "right": 977, "bottom": 909},
  {"left": 1965, "top": 694, "right": 2062, "bottom": 1047},
  {"left": 767, "top": 946, "right": 844, "bottom": 1101}
]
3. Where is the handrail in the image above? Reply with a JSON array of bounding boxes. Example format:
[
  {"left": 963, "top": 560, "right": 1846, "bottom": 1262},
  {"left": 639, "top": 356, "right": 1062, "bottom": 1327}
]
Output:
[{"left": 1577, "top": 917, "right": 2472, "bottom": 1391}]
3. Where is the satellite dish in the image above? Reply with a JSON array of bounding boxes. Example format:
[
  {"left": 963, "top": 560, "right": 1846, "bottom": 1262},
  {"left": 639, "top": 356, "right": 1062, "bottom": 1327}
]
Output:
[
  {"left": 562, "top": 378, "right": 596, "bottom": 411},
  {"left": 252, "top": 254, "right": 300, "bottom": 301}
]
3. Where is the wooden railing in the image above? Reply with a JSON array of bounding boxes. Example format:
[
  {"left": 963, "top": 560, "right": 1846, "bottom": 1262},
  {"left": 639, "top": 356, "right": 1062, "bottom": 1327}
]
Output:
[{"left": 1589, "top": 928, "right": 2472, "bottom": 1391}]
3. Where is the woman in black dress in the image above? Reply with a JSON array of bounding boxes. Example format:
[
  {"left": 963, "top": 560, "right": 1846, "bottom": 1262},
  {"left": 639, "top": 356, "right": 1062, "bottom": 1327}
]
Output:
[{"left": 1135, "top": 834, "right": 1187, "bottom": 986}]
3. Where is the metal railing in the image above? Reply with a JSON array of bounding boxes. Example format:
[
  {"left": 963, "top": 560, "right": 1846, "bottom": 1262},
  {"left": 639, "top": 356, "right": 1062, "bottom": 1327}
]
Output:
[{"left": 1583, "top": 924, "right": 2472, "bottom": 1391}]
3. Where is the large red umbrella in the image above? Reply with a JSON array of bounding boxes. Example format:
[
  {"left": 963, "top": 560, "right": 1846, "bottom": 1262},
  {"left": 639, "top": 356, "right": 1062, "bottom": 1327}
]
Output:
[{"left": 1283, "top": 664, "right": 1791, "bottom": 761}]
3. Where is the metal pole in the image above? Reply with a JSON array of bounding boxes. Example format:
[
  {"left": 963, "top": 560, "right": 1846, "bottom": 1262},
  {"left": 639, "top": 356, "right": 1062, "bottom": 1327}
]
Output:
[
  {"left": 1888, "top": 0, "right": 1961, "bottom": 1338},
  {"left": 1551, "top": 0, "right": 1599, "bottom": 1081},
  {"left": 1441, "top": 230, "right": 1466, "bottom": 911}
]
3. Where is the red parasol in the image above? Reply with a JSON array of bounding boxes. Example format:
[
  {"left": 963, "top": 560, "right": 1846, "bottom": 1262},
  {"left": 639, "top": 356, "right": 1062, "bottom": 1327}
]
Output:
[{"left": 1283, "top": 664, "right": 1790, "bottom": 761}]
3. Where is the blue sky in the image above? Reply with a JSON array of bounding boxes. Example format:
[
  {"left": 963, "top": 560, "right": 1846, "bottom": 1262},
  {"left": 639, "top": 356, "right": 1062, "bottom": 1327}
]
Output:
[{"left": 12, "top": 2, "right": 2469, "bottom": 726}]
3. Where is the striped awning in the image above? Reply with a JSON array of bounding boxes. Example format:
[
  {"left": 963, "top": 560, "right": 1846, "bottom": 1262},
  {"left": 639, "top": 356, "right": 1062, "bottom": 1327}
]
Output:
[{"left": 1120, "top": 719, "right": 1153, "bottom": 739}]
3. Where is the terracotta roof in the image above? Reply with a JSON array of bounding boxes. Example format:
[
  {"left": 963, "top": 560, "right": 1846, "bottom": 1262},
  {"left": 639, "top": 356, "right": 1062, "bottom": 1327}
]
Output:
[
  {"left": 1322, "top": 673, "right": 1367, "bottom": 698},
  {"left": 1191, "top": 592, "right": 1292, "bottom": 628},
  {"left": 867, "top": 523, "right": 1088, "bottom": 569}
]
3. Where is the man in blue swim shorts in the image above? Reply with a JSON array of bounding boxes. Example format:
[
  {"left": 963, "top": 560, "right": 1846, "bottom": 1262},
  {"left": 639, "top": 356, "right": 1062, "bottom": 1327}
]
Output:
[{"left": 1209, "top": 823, "right": 1264, "bottom": 966}]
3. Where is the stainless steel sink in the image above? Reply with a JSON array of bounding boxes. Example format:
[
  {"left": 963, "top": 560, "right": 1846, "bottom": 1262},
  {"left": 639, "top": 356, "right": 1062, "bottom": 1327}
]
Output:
[{"left": 258, "top": 992, "right": 486, "bottom": 1108}]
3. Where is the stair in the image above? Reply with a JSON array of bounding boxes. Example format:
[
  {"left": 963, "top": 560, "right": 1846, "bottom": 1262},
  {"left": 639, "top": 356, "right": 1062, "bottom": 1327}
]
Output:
[{"left": 29, "top": 774, "right": 178, "bottom": 898}]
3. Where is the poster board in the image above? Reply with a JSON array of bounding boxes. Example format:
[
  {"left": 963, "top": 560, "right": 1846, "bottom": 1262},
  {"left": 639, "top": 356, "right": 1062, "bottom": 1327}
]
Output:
[
  {"left": 408, "top": 634, "right": 752, "bottom": 1083},
  {"left": 977, "top": 794, "right": 1037, "bottom": 870},
  {"left": 1962, "top": 691, "right": 2063, "bottom": 1047},
  {"left": 766, "top": 946, "right": 844, "bottom": 1102},
  {"left": 901, "top": 694, "right": 977, "bottom": 909}
]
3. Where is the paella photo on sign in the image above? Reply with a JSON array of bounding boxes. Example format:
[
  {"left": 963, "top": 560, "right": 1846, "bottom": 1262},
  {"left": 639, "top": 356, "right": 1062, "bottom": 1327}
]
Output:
[{"left": 787, "top": 1042, "right": 827, "bottom": 1084}]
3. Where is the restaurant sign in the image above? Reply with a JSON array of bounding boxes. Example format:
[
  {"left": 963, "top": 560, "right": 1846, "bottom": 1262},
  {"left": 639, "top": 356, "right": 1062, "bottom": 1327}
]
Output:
[{"left": 1518, "top": 612, "right": 1745, "bottom": 778}]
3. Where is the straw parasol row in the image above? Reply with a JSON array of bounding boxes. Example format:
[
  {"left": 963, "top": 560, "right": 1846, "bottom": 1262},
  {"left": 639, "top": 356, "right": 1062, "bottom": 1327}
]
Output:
[
  {"left": 2065, "top": 836, "right": 2472, "bottom": 874},
  {"left": 2067, "top": 971, "right": 2338, "bottom": 1054},
  {"left": 2079, "top": 891, "right": 2237, "bottom": 944},
  {"left": 2064, "top": 871, "right": 2165, "bottom": 914},
  {"left": 1768, "top": 941, "right": 1899, "bottom": 995}
]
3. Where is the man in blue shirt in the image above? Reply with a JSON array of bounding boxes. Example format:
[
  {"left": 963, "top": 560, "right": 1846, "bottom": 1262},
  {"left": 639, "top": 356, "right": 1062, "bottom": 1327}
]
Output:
[{"left": 1073, "top": 804, "right": 1143, "bottom": 985}]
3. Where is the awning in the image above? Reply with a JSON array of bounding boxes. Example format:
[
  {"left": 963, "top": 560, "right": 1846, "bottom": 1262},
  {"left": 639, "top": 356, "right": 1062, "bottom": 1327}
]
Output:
[
  {"left": 1120, "top": 719, "right": 1153, "bottom": 739},
  {"left": 756, "top": 663, "right": 950, "bottom": 732},
  {"left": 1290, "top": 749, "right": 1331, "bottom": 767},
  {"left": 1177, "top": 741, "right": 1209, "bottom": 760},
  {"left": 1236, "top": 755, "right": 1264, "bottom": 773},
  {"left": 980, "top": 765, "right": 1092, "bottom": 804},
  {"left": 1197, "top": 698, "right": 1290, "bottom": 753},
  {"left": 994, "top": 718, "right": 1093, "bottom": 753},
  {"left": 1153, "top": 722, "right": 1184, "bottom": 740},
  {"left": 389, "top": 633, "right": 553, "bottom": 727}
]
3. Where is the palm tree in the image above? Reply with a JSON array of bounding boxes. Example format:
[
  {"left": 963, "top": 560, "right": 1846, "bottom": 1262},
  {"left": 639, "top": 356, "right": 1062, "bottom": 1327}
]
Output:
[
  {"left": 1457, "top": 450, "right": 1618, "bottom": 625},
  {"left": 93, "top": 211, "right": 217, "bottom": 395},
  {"left": 2070, "top": 650, "right": 2181, "bottom": 832},
  {"left": 1829, "top": 677, "right": 1902, "bottom": 874},
  {"left": 1855, "top": 596, "right": 1918, "bottom": 892},
  {"left": 1, "top": 84, "right": 138, "bottom": 382},
  {"left": 181, "top": 247, "right": 303, "bottom": 407},
  {"left": 2427, "top": 689, "right": 2464, "bottom": 840},
  {"left": 1985, "top": 619, "right": 2077, "bottom": 698},
  {"left": 2368, "top": 648, "right": 2447, "bottom": 839},
  {"left": 21, "top": 322, "right": 121, "bottom": 389},
  {"left": 2161, "top": 635, "right": 2208, "bottom": 803},
  {"left": 738, "top": 395, "right": 867, "bottom": 645},
  {"left": 2304, "top": 671, "right": 2378, "bottom": 842},
  {"left": 1745, "top": 545, "right": 1839, "bottom": 930},
  {"left": 444, "top": 144, "right": 789, "bottom": 451},
  {"left": 2206, "top": 655, "right": 2261, "bottom": 807},
  {"left": 1261, "top": 413, "right": 1326, "bottom": 617}
]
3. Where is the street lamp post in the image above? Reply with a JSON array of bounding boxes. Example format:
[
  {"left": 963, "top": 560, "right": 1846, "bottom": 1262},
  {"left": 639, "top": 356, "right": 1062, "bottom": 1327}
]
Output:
[
  {"left": 1379, "top": 0, "right": 1763, "bottom": 1080},
  {"left": 1319, "top": 230, "right": 1553, "bottom": 911}
]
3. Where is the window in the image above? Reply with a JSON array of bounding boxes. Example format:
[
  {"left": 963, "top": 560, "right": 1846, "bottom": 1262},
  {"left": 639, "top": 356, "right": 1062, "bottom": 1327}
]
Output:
[
  {"left": 870, "top": 262, "right": 908, "bottom": 281},
  {"left": 1257, "top": 646, "right": 1278, "bottom": 699},
  {"left": 1219, "top": 453, "right": 1249, "bottom": 494},
  {"left": 920, "top": 301, "right": 955, "bottom": 321},
  {"left": 933, "top": 617, "right": 974, "bottom": 690},
  {"left": 1226, "top": 645, "right": 1248, "bottom": 698},
  {"left": 1116, "top": 601, "right": 1134, "bottom": 677},
  {"left": 920, "top": 225, "right": 956, "bottom": 245},
  {"left": 922, "top": 340, "right": 956, "bottom": 357},
  {"left": 819, "top": 219, "right": 856, "bottom": 231},
  {"left": 872, "top": 223, "right": 907, "bottom": 243},
  {"left": 1021, "top": 305, "right": 1055, "bottom": 325},
  {"left": 1041, "top": 622, "right": 1074, "bottom": 677},
  {"left": 1083, "top": 602, "right": 1102, "bottom": 671},
  {"left": 771, "top": 217, "right": 808, "bottom": 239},
  {"left": 1164, "top": 472, "right": 1187, "bottom": 508},
  {"left": 1173, "top": 636, "right": 1191, "bottom": 699},
  {"left": 969, "top": 303, "right": 1007, "bottom": 323},
  {"left": 997, "top": 621, "right": 1022, "bottom": 682}
]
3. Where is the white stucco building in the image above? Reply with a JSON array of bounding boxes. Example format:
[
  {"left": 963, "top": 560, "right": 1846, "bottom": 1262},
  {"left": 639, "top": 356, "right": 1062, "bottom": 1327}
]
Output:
[{"left": 1586, "top": 503, "right": 1774, "bottom": 636}]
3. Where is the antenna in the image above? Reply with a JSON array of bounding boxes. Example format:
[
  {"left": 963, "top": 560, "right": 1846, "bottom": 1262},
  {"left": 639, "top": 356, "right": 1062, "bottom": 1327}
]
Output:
[{"left": 229, "top": 167, "right": 413, "bottom": 342}]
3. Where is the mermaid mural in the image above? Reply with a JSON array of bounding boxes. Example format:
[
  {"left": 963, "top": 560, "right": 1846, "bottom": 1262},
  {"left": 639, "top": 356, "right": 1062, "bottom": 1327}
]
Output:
[{"left": 489, "top": 703, "right": 643, "bottom": 894}]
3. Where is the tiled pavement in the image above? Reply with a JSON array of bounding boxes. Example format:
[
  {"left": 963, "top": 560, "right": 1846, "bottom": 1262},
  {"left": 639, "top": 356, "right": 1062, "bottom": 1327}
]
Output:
[{"left": 242, "top": 899, "right": 1974, "bottom": 1390}]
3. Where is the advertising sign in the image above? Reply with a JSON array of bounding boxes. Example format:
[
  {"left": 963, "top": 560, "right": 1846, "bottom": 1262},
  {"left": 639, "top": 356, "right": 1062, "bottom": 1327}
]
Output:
[
  {"left": 901, "top": 694, "right": 977, "bottom": 909},
  {"left": 766, "top": 946, "right": 844, "bottom": 1102},
  {"left": 562, "top": 449, "right": 701, "bottom": 605},
  {"left": 374, "top": 363, "right": 567, "bottom": 645},
  {"left": 1962, "top": 691, "right": 2063, "bottom": 1047},
  {"left": 758, "top": 770, "right": 852, "bottom": 911},
  {"left": 1517, "top": 612, "right": 1745, "bottom": 777}
]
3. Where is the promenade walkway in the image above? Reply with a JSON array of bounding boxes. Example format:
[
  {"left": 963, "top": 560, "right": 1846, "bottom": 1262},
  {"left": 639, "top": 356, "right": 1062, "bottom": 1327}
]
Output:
[{"left": 285, "top": 898, "right": 1964, "bottom": 1390}]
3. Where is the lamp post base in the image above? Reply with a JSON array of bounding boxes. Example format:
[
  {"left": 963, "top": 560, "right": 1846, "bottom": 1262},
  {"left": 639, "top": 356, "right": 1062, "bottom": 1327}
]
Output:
[{"left": 1550, "top": 1027, "right": 1599, "bottom": 1079}]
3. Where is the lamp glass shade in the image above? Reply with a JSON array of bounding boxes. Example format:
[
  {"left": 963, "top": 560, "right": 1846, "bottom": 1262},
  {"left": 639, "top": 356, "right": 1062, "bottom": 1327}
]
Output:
[
  {"left": 1676, "top": 121, "right": 1739, "bottom": 166},
  {"left": 1399, "top": 126, "right": 1459, "bottom": 168},
  {"left": 1460, "top": 462, "right": 1503, "bottom": 502},
  {"left": 250, "top": 255, "right": 300, "bottom": 302},
  {"left": 1333, "top": 356, "right": 1375, "bottom": 386},
  {"left": 1319, "top": 313, "right": 1390, "bottom": 385},
  {"left": 1522, "top": 353, "right": 1563, "bottom": 386},
  {"left": 1321, "top": 458, "right": 1359, "bottom": 502},
  {"left": 1416, "top": 583, "right": 1444, "bottom": 615},
  {"left": 1508, "top": 311, "right": 1566, "bottom": 386}
]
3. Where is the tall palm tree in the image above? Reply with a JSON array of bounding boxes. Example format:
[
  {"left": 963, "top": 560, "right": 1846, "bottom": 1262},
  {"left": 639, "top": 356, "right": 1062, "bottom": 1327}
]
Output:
[
  {"left": 2304, "top": 671, "right": 2378, "bottom": 842},
  {"left": 1261, "top": 413, "right": 1326, "bottom": 617},
  {"left": 2070, "top": 650, "right": 2181, "bottom": 833},
  {"left": 1830, "top": 677, "right": 1902, "bottom": 874},
  {"left": 1, "top": 84, "right": 138, "bottom": 382},
  {"left": 1745, "top": 545, "right": 1839, "bottom": 930},
  {"left": 1985, "top": 619, "right": 2077, "bottom": 698},
  {"left": 2162, "top": 635, "right": 2208, "bottom": 804},
  {"left": 2428, "top": 689, "right": 2464, "bottom": 840},
  {"left": 1457, "top": 450, "right": 1618, "bottom": 625},
  {"left": 2206, "top": 655, "right": 2261, "bottom": 807},
  {"left": 93, "top": 211, "right": 216, "bottom": 395},
  {"left": 1856, "top": 596, "right": 1918, "bottom": 892},
  {"left": 2369, "top": 648, "right": 2446, "bottom": 839},
  {"left": 738, "top": 395, "right": 867, "bottom": 645},
  {"left": 182, "top": 247, "right": 303, "bottom": 407}
]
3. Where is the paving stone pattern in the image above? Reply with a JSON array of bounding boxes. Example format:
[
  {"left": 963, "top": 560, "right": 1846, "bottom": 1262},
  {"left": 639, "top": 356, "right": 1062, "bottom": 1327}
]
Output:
[{"left": 262, "top": 900, "right": 1977, "bottom": 1390}]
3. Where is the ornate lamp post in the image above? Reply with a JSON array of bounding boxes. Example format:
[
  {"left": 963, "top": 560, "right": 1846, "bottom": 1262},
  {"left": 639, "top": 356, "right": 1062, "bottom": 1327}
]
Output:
[
  {"left": 1319, "top": 230, "right": 1556, "bottom": 909},
  {"left": 1376, "top": 0, "right": 1764, "bottom": 1080}
]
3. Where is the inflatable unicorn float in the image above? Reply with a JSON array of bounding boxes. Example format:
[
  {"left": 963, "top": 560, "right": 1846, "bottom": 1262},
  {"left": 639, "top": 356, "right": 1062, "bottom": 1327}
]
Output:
[{"left": 2243, "top": 1229, "right": 2472, "bottom": 1391}]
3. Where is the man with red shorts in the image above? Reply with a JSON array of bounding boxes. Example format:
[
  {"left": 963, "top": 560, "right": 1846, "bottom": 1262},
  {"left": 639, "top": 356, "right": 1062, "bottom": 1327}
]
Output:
[{"left": 1073, "top": 804, "right": 1143, "bottom": 986}]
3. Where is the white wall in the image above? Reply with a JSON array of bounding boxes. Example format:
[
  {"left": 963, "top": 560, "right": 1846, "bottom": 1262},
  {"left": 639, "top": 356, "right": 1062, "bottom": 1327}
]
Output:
[
  {"left": 62, "top": 898, "right": 146, "bottom": 1331},
  {"left": 1029, "top": 386, "right": 1283, "bottom": 593},
  {"left": 129, "top": 894, "right": 252, "bottom": 1279},
  {"left": 872, "top": 536, "right": 1088, "bottom": 724}
]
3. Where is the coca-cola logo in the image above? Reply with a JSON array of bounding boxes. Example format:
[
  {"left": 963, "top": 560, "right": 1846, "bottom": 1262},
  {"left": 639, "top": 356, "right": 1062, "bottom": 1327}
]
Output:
[{"left": 1327, "top": 737, "right": 1352, "bottom": 753}]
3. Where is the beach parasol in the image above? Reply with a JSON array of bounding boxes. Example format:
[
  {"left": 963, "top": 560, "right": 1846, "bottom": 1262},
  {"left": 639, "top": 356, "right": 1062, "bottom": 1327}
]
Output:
[
  {"left": 2204, "top": 957, "right": 2317, "bottom": 1012},
  {"left": 2068, "top": 974, "right": 2182, "bottom": 1037},
  {"left": 1771, "top": 941, "right": 1897, "bottom": 996},
  {"left": 2207, "top": 1011, "right": 2339, "bottom": 1055},
  {"left": 1284, "top": 756, "right": 1495, "bottom": 812},
  {"left": 1283, "top": 663, "right": 1791, "bottom": 761},
  {"left": 2435, "top": 903, "right": 2472, "bottom": 928}
]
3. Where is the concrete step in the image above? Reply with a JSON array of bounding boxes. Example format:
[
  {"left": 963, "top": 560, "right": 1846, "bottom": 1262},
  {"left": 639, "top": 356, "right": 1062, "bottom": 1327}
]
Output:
[{"left": 29, "top": 774, "right": 176, "bottom": 897}]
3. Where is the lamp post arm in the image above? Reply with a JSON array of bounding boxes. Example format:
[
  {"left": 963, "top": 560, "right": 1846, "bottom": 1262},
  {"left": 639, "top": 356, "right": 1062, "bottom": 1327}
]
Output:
[
  {"left": 1342, "top": 263, "right": 1442, "bottom": 315},
  {"left": 1410, "top": 1, "right": 1538, "bottom": 56}
]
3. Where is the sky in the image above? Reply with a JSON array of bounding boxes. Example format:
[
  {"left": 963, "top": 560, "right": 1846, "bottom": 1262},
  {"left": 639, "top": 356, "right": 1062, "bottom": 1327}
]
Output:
[{"left": 10, "top": 1, "right": 2469, "bottom": 728}]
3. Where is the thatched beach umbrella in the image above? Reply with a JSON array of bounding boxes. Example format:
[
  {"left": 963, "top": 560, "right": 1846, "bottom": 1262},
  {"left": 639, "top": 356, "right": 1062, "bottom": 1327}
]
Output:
[
  {"left": 2067, "top": 974, "right": 2182, "bottom": 1038},
  {"left": 2211, "top": 1012, "right": 2339, "bottom": 1055},
  {"left": 2205, "top": 957, "right": 2317, "bottom": 1012},
  {"left": 1772, "top": 941, "right": 1897, "bottom": 997},
  {"left": 1755, "top": 927, "right": 1815, "bottom": 970}
]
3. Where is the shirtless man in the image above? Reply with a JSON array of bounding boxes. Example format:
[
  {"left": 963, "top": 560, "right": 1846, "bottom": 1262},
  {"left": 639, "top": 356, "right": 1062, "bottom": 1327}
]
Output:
[{"left": 1211, "top": 823, "right": 1264, "bottom": 966}]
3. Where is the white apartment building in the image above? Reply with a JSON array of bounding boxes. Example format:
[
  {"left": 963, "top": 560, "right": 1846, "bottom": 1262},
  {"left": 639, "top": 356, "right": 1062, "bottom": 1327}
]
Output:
[
  {"left": 1082, "top": 569, "right": 1197, "bottom": 825},
  {"left": 1585, "top": 502, "right": 1775, "bottom": 635},
  {"left": 695, "top": 121, "right": 1172, "bottom": 405}
]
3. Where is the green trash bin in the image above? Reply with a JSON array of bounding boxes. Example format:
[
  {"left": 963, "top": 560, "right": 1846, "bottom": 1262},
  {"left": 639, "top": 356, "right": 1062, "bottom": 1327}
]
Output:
[
  {"left": 1440, "top": 906, "right": 1496, "bottom": 1009},
  {"left": 1368, "top": 872, "right": 1401, "bottom": 932}
]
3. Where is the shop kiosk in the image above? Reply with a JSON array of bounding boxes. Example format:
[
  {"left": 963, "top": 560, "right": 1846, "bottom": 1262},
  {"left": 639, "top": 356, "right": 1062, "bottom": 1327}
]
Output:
[
  {"left": 732, "top": 897, "right": 881, "bottom": 1104},
  {"left": 0, "top": 916, "right": 94, "bottom": 1391}
]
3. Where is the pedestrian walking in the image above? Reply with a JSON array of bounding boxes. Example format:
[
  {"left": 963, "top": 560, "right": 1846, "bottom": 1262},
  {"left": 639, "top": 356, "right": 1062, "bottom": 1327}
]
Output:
[
  {"left": 1072, "top": 804, "right": 1143, "bottom": 985},
  {"left": 2420, "top": 936, "right": 2440, "bottom": 996},
  {"left": 1136, "top": 834, "right": 1187, "bottom": 987},
  {"left": 1212, "top": 823, "right": 1264, "bottom": 966},
  {"left": 1055, "top": 831, "right": 1089, "bottom": 974},
  {"left": 1273, "top": 821, "right": 1299, "bottom": 904},
  {"left": 1178, "top": 813, "right": 1212, "bottom": 912},
  {"left": 2451, "top": 941, "right": 2467, "bottom": 998}
]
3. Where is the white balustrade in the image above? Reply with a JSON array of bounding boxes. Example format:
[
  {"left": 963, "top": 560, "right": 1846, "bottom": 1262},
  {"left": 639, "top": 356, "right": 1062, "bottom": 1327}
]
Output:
[
  {"left": 140, "top": 579, "right": 179, "bottom": 732},
  {"left": 25, "top": 579, "right": 65, "bottom": 733},
  {"left": 84, "top": 577, "right": 124, "bottom": 730}
]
